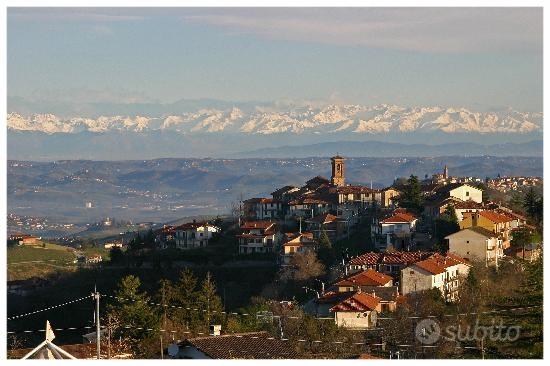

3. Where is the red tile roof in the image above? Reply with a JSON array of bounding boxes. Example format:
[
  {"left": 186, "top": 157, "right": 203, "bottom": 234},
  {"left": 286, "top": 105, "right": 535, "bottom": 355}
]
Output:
[
  {"left": 182, "top": 331, "right": 298, "bottom": 359},
  {"left": 244, "top": 197, "right": 279, "bottom": 204},
  {"left": 333, "top": 186, "right": 374, "bottom": 194},
  {"left": 176, "top": 221, "right": 213, "bottom": 230},
  {"left": 282, "top": 233, "right": 318, "bottom": 247},
  {"left": 335, "top": 269, "right": 393, "bottom": 287},
  {"left": 412, "top": 253, "right": 468, "bottom": 275},
  {"left": 380, "top": 212, "right": 417, "bottom": 224},
  {"left": 329, "top": 292, "right": 380, "bottom": 312},
  {"left": 240, "top": 221, "right": 275, "bottom": 230},
  {"left": 349, "top": 251, "right": 434, "bottom": 266},
  {"left": 478, "top": 210, "right": 513, "bottom": 224},
  {"left": 306, "top": 213, "right": 338, "bottom": 225}
]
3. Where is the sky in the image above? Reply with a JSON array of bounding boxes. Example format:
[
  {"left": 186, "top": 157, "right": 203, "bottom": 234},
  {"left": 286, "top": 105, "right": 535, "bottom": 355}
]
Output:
[{"left": 7, "top": 7, "right": 543, "bottom": 111}]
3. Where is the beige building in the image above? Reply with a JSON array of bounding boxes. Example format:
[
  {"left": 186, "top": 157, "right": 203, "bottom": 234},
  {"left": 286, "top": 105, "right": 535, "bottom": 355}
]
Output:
[
  {"left": 279, "top": 232, "right": 318, "bottom": 265},
  {"left": 446, "top": 227, "right": 502, "bottom": 264},
  {"left": 460, "top": 210, "right": 514, "bottom": 248},
  {"left": 312, "top": 290, "right": 381, "bottom": 329},
  {"left": 447, "top": 184, "right": 483, "bottom": 203},
  {"left": 400, "top": 253, "right": 470, "bottom": 302},
  {"left": 237, "top": 221, "right": 282, "bottom": 254}
]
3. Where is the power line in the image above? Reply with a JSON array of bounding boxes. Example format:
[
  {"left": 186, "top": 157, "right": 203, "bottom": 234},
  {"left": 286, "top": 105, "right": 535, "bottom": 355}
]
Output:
[
  {"left": 7, "top": 295, "right": 92, "bottom": 321},
  {"left": 101, "top": 293, "right": 541, "bottom": 321},
  {"left": 6, "top": 322, "right": 486, "bottom": 352}
]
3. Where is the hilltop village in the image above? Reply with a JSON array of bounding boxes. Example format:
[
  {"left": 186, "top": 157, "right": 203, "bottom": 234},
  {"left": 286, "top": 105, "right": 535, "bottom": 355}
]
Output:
[
  {"left": 148, "top": 156, "right": 541, "bottom": 332},
  {"left": 8, "top": 155, "right": 543, "bottom": 359}
]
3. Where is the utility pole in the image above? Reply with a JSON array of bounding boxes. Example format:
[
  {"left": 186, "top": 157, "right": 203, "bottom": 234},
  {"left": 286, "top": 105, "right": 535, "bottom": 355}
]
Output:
[
  {"left": 160, "top": 285, "right": 167, "bottom": 360},
  {"left": 107, "top": 314, "right": 111, "bottom": 359},
  {"left": 93, "top": 288, "right": 101, "bottom": 360}
]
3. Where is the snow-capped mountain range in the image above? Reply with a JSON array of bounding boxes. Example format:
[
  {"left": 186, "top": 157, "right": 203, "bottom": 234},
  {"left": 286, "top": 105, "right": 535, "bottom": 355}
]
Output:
[{"left": 7, "top": 104, "right": 542, "bottom": 135}]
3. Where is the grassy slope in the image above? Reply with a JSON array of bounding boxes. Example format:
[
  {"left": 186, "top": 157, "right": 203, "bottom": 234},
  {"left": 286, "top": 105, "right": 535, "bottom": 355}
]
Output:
[{"left": 7, "top": 243, "right": 76, "bottom": 280}]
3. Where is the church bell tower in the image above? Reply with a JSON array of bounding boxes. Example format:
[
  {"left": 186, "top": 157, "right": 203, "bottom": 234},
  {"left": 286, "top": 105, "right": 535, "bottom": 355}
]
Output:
[{"left": 331, "top": 155, "right": 345, "bottom": 187}]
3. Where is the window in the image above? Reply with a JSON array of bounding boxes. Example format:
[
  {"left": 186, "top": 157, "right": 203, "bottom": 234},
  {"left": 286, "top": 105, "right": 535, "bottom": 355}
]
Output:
[{"left": 466, "top": 191, "right": 470, "bottom": 197}]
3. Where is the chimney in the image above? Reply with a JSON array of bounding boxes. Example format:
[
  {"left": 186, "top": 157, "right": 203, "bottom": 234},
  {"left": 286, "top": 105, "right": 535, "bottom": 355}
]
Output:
[{"left": 210, "top": 324, "right": 221, "bottom": 336}]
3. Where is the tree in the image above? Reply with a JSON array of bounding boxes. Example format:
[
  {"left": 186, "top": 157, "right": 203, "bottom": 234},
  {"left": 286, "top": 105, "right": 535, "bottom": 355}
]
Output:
[
  {"left": 197, "top": 272, "right": 224, "bottom": 328},
  {"left": 280, "top": 251, "right": 325, "bottom": 282},
  {"left": 510, "top": 227, "right": 534, "bottom": 260},
  {"left": 107, "top": 275, "right": 159, "bottom": 357},
  {"left": 317, "top": 229, "right": 335, "bottom": 265},
  {"left": 109, "top": 247, "right": 124, "bottom": 263},
  {"left": 170, "top": 268, "right": 200, "bottom": 330},
  {"left": 433, "top": 204, "right": 460, "bottom": 252},
  {"left": 397, "top": 175, "right": 424, "bottom": 215},
  {"left": 523, "top": 187, "right": 542, "bottom": 225}
]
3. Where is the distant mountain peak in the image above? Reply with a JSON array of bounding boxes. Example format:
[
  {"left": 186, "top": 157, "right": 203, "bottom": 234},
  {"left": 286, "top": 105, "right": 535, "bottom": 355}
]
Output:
[{"left": 7, "top": 104, "right": 542, "bottom": 135}]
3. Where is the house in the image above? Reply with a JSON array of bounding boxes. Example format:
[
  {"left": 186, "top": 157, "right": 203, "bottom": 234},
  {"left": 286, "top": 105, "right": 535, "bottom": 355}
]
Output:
[
  {"left": 306, "top": 175, "right": 331, "bottom": 190},
  {"left": 8, "top": 233, "right": 40, "bottom": 245},
  {"left": 104, "top": 242, "right": 124, "bottom": 249},
  {"left": 400, "top": 253, "right": 470, "bottom": 302},
  {"left": 360, "top": 286, "right": 401, "bottom": 313},
  {"left": 438, "top": 183, "right": 483, "bottom": 203},
  {"left": 371, "top": 210, "right": 418, "bottom": 251},
  {"left": 280, "top": 232, "right": 319, "bottom": 265},
  {"left": 334, "top": 269, "right": 393, "bottom": 292},
  {"left": 380, "top": 187, "right": 400, "bottom": 208},
  {"left": 174, "top": 221, "right": 220, "bottom": 250},
  {"left": 243, "top": 198, "right": 283, "bottom": 220},
  {"left": 347, "top": 251, "right": 434, "bottom": 279},
  {"left": 311, "top": 290, "right": 381, "bottom": 329},
  {"left": 445, "top": 227, "right": 503, "bottom": 264},
  {"left": 452, "top": 200, "right": 485, "bottom": 221},
  {"left": 424, "top": 197, "right": 463, "bottom": 220},
  {"left": 154, "top": 225, "right": 176, "bottom": 249},
  {"left": 460, "top": 210, "right": 513, "bottom": 247},
  {"left": 288, "top": 196, "right": 334, "bottom": 219},
  {"left": 305, "top": 212, "right": 347, "bottom": 242},
  {"left": 424, "top": 183, "right": 483, "bottom": 221},
  {"left": 85, "top": 254, "right": 103, "bottom": 264},
  {"left": 271, "top": 185, "right": 299, "bottom": 202},
  {"left": 172, "top": 331, "right": 298, "bottom": 359},
  {"left": 237, "top": 221, "right": 282, "bottom": 254}
]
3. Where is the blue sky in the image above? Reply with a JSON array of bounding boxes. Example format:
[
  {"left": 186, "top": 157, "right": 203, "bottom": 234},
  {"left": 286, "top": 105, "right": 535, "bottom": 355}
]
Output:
[{"left": 7, "top": 7, "right": 543, "bottom": 111}]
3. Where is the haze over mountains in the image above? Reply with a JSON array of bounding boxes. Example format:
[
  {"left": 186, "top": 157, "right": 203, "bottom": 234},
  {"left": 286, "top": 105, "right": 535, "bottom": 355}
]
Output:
[{"left": 8, "top": 156, "right": 543, "bottom": 225}]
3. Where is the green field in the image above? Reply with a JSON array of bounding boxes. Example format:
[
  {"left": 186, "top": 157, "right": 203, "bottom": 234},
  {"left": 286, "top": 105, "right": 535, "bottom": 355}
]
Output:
[{"left": 7, "top": 243, "right": 77, "bottom": 280}]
